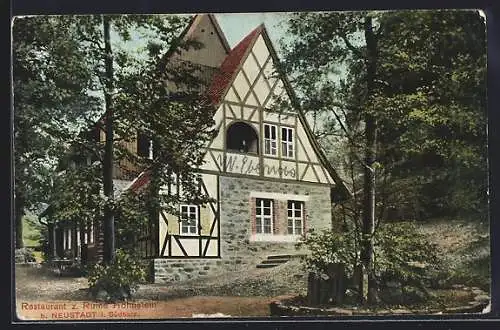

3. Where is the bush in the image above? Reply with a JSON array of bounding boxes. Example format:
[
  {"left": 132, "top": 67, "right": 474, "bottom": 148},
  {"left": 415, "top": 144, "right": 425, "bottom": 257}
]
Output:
[
  {"left": 296, "top": 229, "right": 358, "bottom": 279},
  {"left": 88, "top": 249, "right": 146, "bottom": 301},
  {"left": 297, "top": 222, "right": 441, "bottom": 305},
  {"left": 15, "top": 248, "right": 36, "bottom": 263},
  {"left": 374, "top": 222, "right": 441, "bottom": 301}
]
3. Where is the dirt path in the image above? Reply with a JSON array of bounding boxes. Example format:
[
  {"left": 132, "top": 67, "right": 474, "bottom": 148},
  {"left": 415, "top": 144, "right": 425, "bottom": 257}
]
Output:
[
  {"left": 15, "top": 263, "right": 303, "bottom": 319},
  {"left": 16, "top": 296, "right": 294, "bottom": 320}
]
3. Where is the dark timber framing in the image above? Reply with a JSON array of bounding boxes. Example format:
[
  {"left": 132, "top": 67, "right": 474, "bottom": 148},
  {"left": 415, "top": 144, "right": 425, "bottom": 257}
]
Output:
[{"left": 157, "top": 176, "right": 220, "bottom": 258}]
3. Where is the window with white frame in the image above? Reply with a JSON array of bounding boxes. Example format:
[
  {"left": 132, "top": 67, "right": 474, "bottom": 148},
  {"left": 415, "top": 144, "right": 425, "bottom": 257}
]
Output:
[
  {"left": 287, "top": 201, "right": 304, "bottom": 235},
  {"left": 281, "top": 127, "right": 294, "bottom": 158},
  {"left": 264, "top": 124, "right": 277, "bottom": 156},
  {"left": 180, "top": 205, "right": 198, "bottom": 235},
  {"left": 255, "top": 198, "right": 273, "bottom": 234}
]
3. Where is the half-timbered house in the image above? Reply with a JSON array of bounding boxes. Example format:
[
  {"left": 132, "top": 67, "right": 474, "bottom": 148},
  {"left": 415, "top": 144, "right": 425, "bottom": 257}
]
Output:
[{"left": 41, "top": 14, "right": 350, "bottom": 282}]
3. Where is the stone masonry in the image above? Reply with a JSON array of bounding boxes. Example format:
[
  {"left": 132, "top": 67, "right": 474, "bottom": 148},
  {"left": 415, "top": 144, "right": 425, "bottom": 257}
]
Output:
[{"left": 153, "top": 175, "right": 334, "bottom": 283}]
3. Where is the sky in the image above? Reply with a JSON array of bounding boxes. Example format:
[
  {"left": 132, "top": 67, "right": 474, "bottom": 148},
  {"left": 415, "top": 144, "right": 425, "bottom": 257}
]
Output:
[{"left": 214, "top": 13, "right": 291, "bottom": 55}]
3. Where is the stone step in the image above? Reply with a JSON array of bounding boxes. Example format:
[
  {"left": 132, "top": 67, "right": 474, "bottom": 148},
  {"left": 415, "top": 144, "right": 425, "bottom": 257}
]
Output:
[
  {"left": 261, "top": 258, "right": 289, "bottom": 265},
  {"left": 266, "top": 254, "right": 294, "bottom": 260},
  {"left": 256, "top": 263, "right": 282, "bottom": 269}
]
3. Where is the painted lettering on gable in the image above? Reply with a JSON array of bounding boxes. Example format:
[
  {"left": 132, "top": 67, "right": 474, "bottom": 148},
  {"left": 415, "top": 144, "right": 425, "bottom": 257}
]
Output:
[{"left": 215, "top": 153, "right": 296, "bottom": 179}]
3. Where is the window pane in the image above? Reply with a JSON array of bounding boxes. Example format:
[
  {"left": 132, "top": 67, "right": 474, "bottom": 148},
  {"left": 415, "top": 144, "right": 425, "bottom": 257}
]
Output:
[
  {"left": 288, "top": 227, "right": 294, "bottom": 235},
  {"left": 181, "top": 206, "right": 188, "bottom": 213},
  {"left": 296, "top": 227, "right": 302, "bottom": 235},
  {"left": 282, "top": 127, "right": 287, "bottom": 140},
  {"left": 271, "top": 126, "right": 276, "bottom": 139},
  {"left": 295, "top": 209, "right": 302, "bottom": 217},
  {"left": 190, "top": 226, "right": 196, "bottom": 234},
  {"left": 264, "top": 207, "right": 271, "bottom": 215},
  {"left": 182, "top": 227, "right": 188, "bottom": 233},
  {"left": 265, "top": 125, "right": 269, "bottom": 138},
  {"left": 264, "top": 199, "right": 271, "bottom": 207},
  {"left": 264, "top": 225, "right": 271, "bottom": 233},
  {"left": 288, "top": 129, "right": 293, "bottom": 142},
  {"left": 288, "top": 209, "right": 293, "bottom": 217}
]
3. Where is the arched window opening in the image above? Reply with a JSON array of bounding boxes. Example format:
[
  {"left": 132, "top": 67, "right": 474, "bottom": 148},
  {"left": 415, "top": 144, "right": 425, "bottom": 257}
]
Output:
[{"left": 226, "top": 122, "right": 259, "bottom": 154}]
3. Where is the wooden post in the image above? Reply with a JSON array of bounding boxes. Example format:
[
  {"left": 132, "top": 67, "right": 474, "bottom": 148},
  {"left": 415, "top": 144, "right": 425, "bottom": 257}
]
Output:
[
  {"left": 327, "top": 264, "right": 337, "bottom": 304},
  {"left": 336, "top": 263, "right": 346, "bottom": 304},
  {"left": 326, "top": 263, "right": 347, "bottom": 305},
  {"left": 319, "top": 273, "right": 330, "bottom": 304},
  {"left": 307, "top": 272, "right": 320, "bottom": 306}
]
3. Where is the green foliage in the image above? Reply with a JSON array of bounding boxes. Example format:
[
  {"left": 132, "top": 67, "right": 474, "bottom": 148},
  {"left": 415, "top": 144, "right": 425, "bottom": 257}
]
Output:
[
  {"left": 281, "top": 10, "right": 487, "bottom": 221},
  {"left": 13, "top": 16, "right": 101, "bottom": 247},
  {"left": 50, "top": 163, "right": 104, "bottom": 226},
  {"left": 22, "top": 214, "right": 43, "bottom": 247},
  {"left": 87, "top": 249, "right": 147, "bottom": 300},
  {"left": 374, "top": 222, "right": 440, "bottom": 287},
  {"left": 14, "top": 15, "right": 216, "bottom": 258},
  {"left": 297, "top": 222, "right": 441, "bottom": 298},
  {"left": 296, "top": 229, "right": 358, "bottom": 278}
]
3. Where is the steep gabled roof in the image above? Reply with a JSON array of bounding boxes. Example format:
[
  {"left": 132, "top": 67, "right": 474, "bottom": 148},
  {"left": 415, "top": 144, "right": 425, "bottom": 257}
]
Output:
[
  {"left": 206, "top": 25, "right": 263, "bottom": 105},
  {"left": 113, "top": 20, "right": 352, "bottom": 200},
  {"left": 205, "top": 24, "right": 351, "bottom": 200},
  {"left": 184, "top": 14, "right": 231, "bottom": 54}
]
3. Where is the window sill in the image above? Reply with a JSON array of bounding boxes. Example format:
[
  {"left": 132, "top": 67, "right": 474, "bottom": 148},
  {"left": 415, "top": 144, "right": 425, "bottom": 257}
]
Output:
[
  {"left": 227, "top": 150, "right": 260, "bottom": 156},
  {"left": 249, "top": 234, "right": 302, "bottom": 243}
]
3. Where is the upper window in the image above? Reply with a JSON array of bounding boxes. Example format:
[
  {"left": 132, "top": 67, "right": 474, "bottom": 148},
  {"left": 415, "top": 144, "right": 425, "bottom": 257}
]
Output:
[
  {"left": 226, "top": 122, "right": 259, "bottom": 154},
  {"left": 255, "top": 198, "right": 274, "bottom": 234},
  {"left": 180, "top": 205, "right": 198, "bottom": 235},
  {"left": 264, "top": 124, "right": 277, "bottom": 156},
  {"left": 287, "top": 201, "right": 304, "bottom": 235},
  {"left": 281, "top": 127, "right": 294, "bottom": 158},
  {"left": 137, "top": 133, "right": 153, "bottom": 159}
]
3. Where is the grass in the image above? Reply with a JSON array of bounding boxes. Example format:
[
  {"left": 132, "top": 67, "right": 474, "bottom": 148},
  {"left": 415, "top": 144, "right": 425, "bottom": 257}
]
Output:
[
  {"left": 417, "top": 217, "right": 490, "bottom": 292},
  {"left": 22, "top": 214, "right": 42, "bottom": 248}
]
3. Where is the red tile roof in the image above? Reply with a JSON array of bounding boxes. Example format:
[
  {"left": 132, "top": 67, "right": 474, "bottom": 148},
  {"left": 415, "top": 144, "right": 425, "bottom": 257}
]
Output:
[
  {"left": 127, "top": 170, "right": 151, "bottom": 193},
  {"left": 206, "top": 25, "right": 263, "bottom": 105}
]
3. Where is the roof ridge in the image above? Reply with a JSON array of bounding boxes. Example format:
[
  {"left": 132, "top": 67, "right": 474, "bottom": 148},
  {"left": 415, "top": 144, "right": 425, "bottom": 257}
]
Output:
[{"left": 206, "top": 24, "right": 264, "bottom": 105}]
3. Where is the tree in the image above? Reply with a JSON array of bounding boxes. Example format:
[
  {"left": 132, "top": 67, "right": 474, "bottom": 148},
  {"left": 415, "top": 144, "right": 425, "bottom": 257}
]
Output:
[
  {"left": 15, "top": 14, "right": 216, "bottom": 265},
  {"left": 281, "top": 9, "right": 486, "bottom": 304},
  {"left": 12, "top": 16, "right": 100, "bottom": 249}
]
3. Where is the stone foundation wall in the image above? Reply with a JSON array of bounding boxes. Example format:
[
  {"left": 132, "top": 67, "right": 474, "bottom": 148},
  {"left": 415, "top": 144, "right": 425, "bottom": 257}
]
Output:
[
  {"left": 153, "top": 176, "right": 334, "bottom": 283},
  {"left": 153, "top": 259, "right": 223, "bottom": 282}
]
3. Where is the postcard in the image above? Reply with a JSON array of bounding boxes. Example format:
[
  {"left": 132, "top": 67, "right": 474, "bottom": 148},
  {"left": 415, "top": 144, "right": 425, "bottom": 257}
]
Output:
[{"left": 12, "top": 10, "right": 490, "bottom": 321}]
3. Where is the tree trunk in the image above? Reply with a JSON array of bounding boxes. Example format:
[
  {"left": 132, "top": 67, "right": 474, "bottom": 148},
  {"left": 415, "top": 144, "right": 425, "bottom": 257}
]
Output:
[
  {"left": 360, "top": 15, "right": 379, "bottom": 305},
  {"left": 15, "top": 191, "right": 25, "bottom": 249},
  {"left": 102, "top": 15, "right": 115, "bottom": 265}
]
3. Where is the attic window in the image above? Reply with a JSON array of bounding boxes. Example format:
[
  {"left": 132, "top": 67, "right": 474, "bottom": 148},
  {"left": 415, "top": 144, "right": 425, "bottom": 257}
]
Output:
[{"left": 226, "top": 122, "right": 259, "bottom": 154}]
